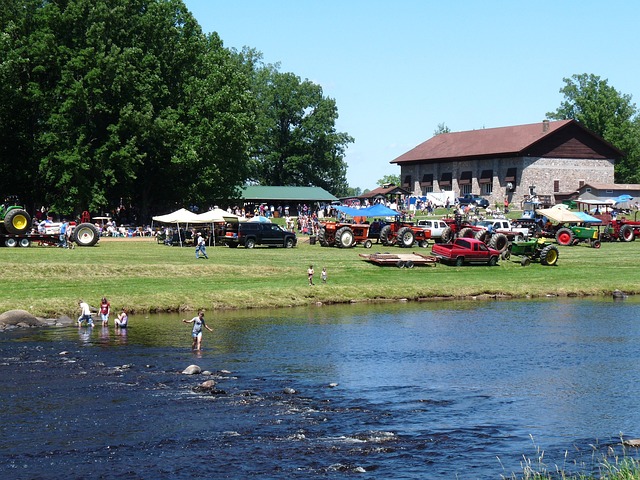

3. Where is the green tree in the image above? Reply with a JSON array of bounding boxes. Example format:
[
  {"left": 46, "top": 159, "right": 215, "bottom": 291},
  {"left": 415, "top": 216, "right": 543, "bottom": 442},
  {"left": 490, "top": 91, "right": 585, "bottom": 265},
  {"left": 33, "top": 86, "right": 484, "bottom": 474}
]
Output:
[
  {"left": 240, "top": 55, "right": 353, "bottom": 197},
  {"left": 434, "top": 122, "right": 451, "bottom": 135},
  {"left": 377, "top": 174, "right": 400, "bottom": 187},
  {"left": 547, "top": 73, "right": 640, "bottom": 183}
]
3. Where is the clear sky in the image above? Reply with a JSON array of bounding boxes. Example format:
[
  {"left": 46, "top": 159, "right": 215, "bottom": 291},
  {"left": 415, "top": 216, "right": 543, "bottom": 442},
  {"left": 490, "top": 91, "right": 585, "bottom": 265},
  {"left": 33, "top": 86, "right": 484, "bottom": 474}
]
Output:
[{"left": 183, "top": 0, "right": 639, "bottom": 191}]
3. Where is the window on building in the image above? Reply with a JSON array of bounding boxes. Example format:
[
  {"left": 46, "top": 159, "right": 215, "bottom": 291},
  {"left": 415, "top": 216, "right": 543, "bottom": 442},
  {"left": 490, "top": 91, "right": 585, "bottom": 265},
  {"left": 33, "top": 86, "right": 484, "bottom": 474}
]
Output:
[
  {"left": 403, "top": 175, "right": 412, "bottom": 188},
  {"left": 606, "top": 190, "right": 613, "bottom": 194},
  {"left": 420, "top": 174, "right": 434, "bottom": 194},
  {"left": 553, "top": 180, "right": 559, "bottom": 193},
  {"left": 461, "top": 184, "right": 472, "bottom": 194},
  {"left": 479, "top": 169, "right": 492, "bottom": 194},
  {"left": 439, "top": 172, "right": 452, "bottom": 191}
]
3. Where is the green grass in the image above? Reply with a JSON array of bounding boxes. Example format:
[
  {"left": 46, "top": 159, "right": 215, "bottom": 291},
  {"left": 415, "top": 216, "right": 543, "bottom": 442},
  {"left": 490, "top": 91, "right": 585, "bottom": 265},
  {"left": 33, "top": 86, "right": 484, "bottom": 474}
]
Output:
[{"left": 1, "top": 234, "right": 639, "bottom": 318}]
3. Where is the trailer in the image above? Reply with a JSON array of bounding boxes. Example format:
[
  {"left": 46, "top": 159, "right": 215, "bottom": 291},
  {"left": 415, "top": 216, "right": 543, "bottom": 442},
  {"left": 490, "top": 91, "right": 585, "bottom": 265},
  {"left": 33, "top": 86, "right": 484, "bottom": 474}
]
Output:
[
  {"left": 359, "top": 252, "right": 437, "bottom": 268},
  {"left": 0, "top": 232, "right": 60, "bottom": 247}
]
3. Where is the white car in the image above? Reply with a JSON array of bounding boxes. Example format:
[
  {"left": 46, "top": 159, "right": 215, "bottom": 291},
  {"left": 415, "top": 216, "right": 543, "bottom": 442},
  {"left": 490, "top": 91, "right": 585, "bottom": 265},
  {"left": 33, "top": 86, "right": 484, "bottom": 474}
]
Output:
[{"left": 416, "top": 219, "right": 449, "bottom": 241}]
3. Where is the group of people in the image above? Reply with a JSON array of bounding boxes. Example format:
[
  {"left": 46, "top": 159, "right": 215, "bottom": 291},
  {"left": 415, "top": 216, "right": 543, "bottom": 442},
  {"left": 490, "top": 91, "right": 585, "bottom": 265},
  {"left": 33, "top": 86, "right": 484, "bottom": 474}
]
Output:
[
  {"left": 77, "top": 298, "right": 128, "bottom": 328},
  {"left": 307, "top": 265, "right": 327, "bottom": 286}
]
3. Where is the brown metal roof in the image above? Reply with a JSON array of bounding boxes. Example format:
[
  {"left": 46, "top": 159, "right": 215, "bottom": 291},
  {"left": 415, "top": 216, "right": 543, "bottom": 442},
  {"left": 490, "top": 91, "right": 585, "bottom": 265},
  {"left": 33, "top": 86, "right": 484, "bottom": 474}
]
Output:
[
  {"left": 360, "top": 185, "right": 410, "bottom": 198},
  {"left": 391, "top": 119, "right": 580, "bottom": 164}
]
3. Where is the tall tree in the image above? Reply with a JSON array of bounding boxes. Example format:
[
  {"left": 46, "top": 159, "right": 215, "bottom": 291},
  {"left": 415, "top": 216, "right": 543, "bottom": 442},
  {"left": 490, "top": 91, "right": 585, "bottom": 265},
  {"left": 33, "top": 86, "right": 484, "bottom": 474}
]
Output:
[
  {"left": 547, "top": 73, "right": 640, "bottom": 183},
  {"left": 239, "top": 54, "right": 353, "bottom": 197},
  {"left": 377, "top": 174, "right": 400, "bottom": 187}
]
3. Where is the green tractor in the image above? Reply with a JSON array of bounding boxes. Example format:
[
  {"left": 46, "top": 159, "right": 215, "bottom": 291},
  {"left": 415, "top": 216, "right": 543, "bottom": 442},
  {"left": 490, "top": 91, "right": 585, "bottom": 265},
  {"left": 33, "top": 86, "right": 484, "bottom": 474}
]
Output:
[
  {"left": 502, "top": 238, "right": 559, "bottom": 267},
  {"left": 0, "top": 202, "right": 31, "bottom": 235},
  {"left": 554, "top": 225, "right": 601, "bottom": 248}
]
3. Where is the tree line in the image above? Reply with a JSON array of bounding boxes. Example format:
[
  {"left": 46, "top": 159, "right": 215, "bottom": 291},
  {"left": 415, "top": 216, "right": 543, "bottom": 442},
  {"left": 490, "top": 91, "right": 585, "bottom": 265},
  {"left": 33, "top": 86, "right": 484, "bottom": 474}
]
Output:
[{"left": 0, "top": 0, "right": 352, "bottom": 222}]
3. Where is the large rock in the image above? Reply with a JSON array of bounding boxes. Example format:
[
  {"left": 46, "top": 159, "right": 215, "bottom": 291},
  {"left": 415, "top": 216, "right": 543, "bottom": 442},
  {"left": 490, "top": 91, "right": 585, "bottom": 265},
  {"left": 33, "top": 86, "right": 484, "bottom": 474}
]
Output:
[
  {"left": 0, "top": 310, "right": 45, "bottom": 328},
  {"left": 182, "top": 364, "right": 202, "bottom": 375}
]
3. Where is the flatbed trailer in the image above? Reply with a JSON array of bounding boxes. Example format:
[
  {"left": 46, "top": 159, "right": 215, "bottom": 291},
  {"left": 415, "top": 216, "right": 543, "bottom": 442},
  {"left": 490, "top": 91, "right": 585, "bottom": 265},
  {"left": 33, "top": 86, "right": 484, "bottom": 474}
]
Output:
[
  {"left": 0, "top": 232, "right": 61, "bottom": 247},
  {"left": 359, "top": 252, "right": 437, "bottom": 268}
]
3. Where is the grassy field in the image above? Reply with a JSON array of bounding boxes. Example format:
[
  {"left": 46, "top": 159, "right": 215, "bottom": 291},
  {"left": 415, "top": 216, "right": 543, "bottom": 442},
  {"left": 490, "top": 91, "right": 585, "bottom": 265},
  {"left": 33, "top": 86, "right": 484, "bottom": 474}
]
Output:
[{"left": 1, "top": 228, "right": 639, "bottom": 318}]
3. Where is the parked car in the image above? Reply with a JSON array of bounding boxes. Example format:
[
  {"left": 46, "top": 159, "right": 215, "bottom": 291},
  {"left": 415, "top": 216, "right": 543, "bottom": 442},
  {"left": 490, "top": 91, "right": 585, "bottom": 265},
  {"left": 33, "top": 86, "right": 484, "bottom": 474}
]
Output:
[
  {"left": 456, "top": 194, "right": 490, "bottom": 208},
  {"left": 222, "top": 222, "right": 297, "bottom": 248},
  {"left": 416, "top": 219, "right": 450, "bottom": 242}
]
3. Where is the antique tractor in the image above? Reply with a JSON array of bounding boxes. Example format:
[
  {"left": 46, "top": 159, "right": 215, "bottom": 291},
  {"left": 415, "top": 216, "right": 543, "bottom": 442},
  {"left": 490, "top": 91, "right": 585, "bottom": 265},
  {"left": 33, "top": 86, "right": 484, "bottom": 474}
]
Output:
[
  {"left": 379, "top": 221, "right": 431, "bottom": 248},
  {"left": 555, "top": 225, "right": 601, "bottom": 248},
  {"left": 318, "top": 220, "right": 378, "bottom": 248},
  {"left": 502, "top": 238, "right": 559, "bottom": 266},
  {"left": 0, "top": 201, "right": 31, "bottom": 234}
]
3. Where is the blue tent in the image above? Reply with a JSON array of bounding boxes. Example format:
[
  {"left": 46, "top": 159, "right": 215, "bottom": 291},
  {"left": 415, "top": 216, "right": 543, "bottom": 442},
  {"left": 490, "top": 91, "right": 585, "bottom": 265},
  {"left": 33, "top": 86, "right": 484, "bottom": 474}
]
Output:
[
  {"left": 333, "top": 204, "right": 401, "bottom": 217},
  {"left": 573, "top": 211, "right": 602, "bottom": 224}
]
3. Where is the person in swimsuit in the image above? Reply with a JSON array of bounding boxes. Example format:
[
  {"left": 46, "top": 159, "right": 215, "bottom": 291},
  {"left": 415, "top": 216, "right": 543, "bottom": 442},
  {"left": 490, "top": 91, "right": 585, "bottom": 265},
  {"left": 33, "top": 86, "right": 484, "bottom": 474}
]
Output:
[
  {"left": 115, "top": 308, "right": 128, "bottom": 328},
  {"left": 182, "top": 311, "right": 213, "bottom": 350}
]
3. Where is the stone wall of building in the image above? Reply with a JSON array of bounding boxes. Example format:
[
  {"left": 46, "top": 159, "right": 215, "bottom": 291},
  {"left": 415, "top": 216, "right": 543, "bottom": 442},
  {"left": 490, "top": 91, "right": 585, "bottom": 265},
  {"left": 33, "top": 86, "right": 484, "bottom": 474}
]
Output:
[{"left": 401, "top": 156, "right": 614, "bottom": 208}]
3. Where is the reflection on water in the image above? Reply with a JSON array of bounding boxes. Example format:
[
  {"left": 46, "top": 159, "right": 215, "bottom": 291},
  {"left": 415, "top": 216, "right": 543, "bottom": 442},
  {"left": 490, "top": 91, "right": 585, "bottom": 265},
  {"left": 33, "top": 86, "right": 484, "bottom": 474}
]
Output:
[{"left": 2, "top": 297, "right": 640, "bottom": 479}]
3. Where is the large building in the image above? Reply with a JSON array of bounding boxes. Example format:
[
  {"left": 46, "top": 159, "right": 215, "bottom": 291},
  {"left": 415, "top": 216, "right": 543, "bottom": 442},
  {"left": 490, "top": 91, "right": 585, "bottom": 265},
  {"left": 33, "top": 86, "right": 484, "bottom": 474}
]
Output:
[{"left": 390, "top": 119, "right": 623, "bottom": 206}]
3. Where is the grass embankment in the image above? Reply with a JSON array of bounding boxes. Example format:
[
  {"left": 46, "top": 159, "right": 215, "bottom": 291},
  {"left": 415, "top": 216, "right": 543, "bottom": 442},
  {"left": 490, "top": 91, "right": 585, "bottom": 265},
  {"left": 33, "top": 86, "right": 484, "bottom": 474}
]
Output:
[{"left": 1, "top": 232, "right": 639, "bottom": 318}]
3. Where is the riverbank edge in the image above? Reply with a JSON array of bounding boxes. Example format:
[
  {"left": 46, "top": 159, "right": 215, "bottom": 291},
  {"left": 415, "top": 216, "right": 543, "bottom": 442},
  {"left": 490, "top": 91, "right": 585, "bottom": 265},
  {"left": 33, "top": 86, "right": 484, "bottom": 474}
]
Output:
[{"left": 1, "top": 288, "right": 633, "bottom": 331}]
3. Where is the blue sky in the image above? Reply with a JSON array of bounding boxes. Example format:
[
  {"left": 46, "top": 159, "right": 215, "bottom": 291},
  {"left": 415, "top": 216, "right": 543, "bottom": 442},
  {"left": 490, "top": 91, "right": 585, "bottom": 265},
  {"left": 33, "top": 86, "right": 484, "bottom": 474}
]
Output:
[{"left": 183, "top": 0, "right": 639, "bottom": 191}]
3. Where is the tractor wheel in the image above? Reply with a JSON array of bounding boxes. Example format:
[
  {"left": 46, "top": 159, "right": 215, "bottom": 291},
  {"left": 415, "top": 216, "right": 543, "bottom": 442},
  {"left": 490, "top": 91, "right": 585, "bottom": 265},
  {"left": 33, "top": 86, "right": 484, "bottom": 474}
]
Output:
[
  {"left": 520, "top": 257, "right": 531, "bottom": 267},
  {"left": 363, "top": 239, "right": 372, "bottom": 249},
  {"left": 488, "top": 233, "right": 509, "bottom": 252},
  {"left": 555, "top": 228, "right": 574, "bottom": 246},
  {"left": 4, "top": 209, "right": 31, "bottom": 235},
  {"left": 72, "top": 222, "right": 99, "bottom": 247},
  {"left": 620, "top": 225, "right": 635, "bottom": 242},
  {"left": 539, "top": 244, "right": 559, "bottom": 266},
  {"left": 501, "top": 249, "right": 511, "bottom": 260},
  {"left": 475, "top": 229, "right": 491, "bottom": 243},
  {"left": 458, "top": 227, "right": 475, "bottom": 238},
  {"left": 591, "top": 240, "right": 601, "bottom": 249},
  {"left": 418, "top": 240, "right": 429, "bottom": 248},
  {"left": 318, "top": 227, "right": 330, "bottom": 247},
  {"left": 379, "top": 225, "right": 395, "bottom": 246},
  {"left": 335, "top": 226, "right": 355, "bottom": 248},
  {"left": 440, "top": 227, "right": 453, "bottom": 243},
  {"left": 397, "top": 227, "right": 415, "bottom": 248}
]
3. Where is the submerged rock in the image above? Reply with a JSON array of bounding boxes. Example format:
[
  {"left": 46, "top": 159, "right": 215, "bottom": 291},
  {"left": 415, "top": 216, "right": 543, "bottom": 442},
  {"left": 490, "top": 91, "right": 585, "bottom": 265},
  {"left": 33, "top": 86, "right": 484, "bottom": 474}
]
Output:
[{"left": 182, "top": 365, "right": 201, "bottom": 375}]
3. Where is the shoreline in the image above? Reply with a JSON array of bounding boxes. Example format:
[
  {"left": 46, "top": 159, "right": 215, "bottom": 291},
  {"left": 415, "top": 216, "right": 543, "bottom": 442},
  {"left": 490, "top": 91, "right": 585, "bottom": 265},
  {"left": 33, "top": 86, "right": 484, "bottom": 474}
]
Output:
[{"left": 1, "top": 289, "right": 632, "bottom": 332}]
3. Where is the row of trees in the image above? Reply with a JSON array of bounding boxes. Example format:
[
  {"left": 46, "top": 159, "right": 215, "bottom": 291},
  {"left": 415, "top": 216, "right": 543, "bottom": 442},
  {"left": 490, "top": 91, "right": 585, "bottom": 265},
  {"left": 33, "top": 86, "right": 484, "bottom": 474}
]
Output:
[{"left": 0, "top": 0, "right": 352, "bottom": 221}]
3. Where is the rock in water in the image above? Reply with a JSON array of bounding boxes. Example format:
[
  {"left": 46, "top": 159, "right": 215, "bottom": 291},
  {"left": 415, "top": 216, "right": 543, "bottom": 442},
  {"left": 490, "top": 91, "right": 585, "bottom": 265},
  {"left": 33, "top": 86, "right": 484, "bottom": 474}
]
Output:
[
  {"left": 0, "top": 310, "right": 44, "bottom": 328},
  {"left": 182, "top": 365, "right": 201, "bottom": 375}
]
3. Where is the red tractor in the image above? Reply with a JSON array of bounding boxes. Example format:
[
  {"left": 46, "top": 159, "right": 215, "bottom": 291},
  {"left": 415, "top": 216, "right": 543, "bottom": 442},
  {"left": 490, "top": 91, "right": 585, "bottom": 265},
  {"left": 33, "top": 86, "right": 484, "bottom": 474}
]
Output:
[
  {"left": 603, "top": 217, "right": 640, "bottom": 242},
  {"left": 379, "top": 221, "right": 431, "bottom": 248},
  {"left": 318, "top": 220, "right": 384, "bottom": 248}
]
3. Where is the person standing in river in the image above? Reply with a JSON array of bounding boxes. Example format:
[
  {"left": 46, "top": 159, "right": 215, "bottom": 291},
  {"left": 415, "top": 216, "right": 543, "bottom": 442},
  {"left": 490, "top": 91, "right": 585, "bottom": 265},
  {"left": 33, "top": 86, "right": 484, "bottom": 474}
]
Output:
[
  {"left": 182, "top": 310, "right": 213, "bottom": 350},
  {"left": 99, "top": 297, "right": 111, "bottom": 327}
]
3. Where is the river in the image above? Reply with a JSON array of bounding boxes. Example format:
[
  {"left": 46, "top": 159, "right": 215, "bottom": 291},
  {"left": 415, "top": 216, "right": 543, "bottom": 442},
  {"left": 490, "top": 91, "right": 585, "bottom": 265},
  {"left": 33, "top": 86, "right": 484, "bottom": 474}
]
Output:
[{"left": 1, "top": 297, "right": 639, "bottom": 479}]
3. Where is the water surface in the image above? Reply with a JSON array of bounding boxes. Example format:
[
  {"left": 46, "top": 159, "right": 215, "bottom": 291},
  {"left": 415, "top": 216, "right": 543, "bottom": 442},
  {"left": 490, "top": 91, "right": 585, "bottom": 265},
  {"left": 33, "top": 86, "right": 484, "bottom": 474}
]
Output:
[{"left": 2, "top": 297, "right": 639, "bottom": 479}]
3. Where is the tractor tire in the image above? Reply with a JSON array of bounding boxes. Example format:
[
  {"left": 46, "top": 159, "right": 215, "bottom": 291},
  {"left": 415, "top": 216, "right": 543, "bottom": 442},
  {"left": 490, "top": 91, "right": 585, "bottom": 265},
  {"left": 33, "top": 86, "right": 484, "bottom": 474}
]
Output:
[
  {"left": 591, "top": 240, "right": 601, "bottom": 249},
  {"left": 458, "top": 227, "right": 475, "bottom": 238},
  {"left": 318, "top": 227, "right": 330, "bottom": 247},
  {"left": 620, "top": 225, "right": 635, "bottom": 242},
  {"left": 501, "top": 249, "right": 511, "bottom": 260},
  {"left": 335, "top": 226, "right": 355, "bottom": 248},
  {"left": 475, "top": 229, "right": 491, "bottom": 243},
  {"left": 488, "top": 233, "right": 509, "bottom": 252},
  {"left": 363, "top": 239, "right": 373, "bottom": 249},
  {"left": 539, "top": 244, "right": 559, "bottom": 266},
  {"left": 397, "top": 227, "right": 415, "bottom": 248},
  {"left": 555, "top": 228, "right": 574, "bottom": 246},
  {"left": 4, "top": 209, "right": 31, "bottom": 235},
  {"left": 520, "top": 257, "right": 531, "bottom": 267},
  {"left": 72, "top": 222, "right": 100, "bottom": 247},
  {"left": 418, "top": 240, "right": 429, "bottom": 248},
  {"left": 379, "top": 225, "right": 395, "bottom": 246},
  {"left": 440, "top": 227, "right": 453, "bottom": 243}
]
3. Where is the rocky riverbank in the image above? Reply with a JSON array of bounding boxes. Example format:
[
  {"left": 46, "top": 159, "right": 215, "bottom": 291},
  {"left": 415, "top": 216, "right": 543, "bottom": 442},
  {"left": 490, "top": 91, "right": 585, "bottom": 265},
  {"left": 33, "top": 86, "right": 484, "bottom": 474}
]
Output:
[{"left": 0, "top": 309, "right": 75, "bottom": 331}]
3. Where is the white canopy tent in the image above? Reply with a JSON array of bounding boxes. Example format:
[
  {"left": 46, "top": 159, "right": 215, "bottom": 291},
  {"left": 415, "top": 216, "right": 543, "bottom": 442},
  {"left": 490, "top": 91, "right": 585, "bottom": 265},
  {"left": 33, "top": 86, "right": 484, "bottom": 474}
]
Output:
[
  {"left": 194, "top": 209, "right": 240, "bottom": 246},
  {"left": 152, "top": 208, "right": 206, "bottom": 246}
]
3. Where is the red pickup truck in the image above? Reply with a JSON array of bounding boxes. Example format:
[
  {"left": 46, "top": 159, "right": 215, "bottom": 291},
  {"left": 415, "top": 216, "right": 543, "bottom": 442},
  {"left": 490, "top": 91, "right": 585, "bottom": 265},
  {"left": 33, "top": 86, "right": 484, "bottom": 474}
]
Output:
[{"left": 431, "top": 237, "right": 501, "bottom": 266}]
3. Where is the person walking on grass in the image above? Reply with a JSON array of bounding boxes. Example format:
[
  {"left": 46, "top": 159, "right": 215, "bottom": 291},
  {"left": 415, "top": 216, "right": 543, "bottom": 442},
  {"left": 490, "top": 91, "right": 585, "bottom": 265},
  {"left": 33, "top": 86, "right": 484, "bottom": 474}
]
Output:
[
  {"left": 195, "top": 232, "right": 208, "bottom": 259},
  {"left": 183, "top": 311, "right": 213, "bottom": 350},
  {"left": 308, "top": 265, "right": 315, "bottom": 285},
  {"left": 321, "top": 266, "right": 327, "bottom": 284}
]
